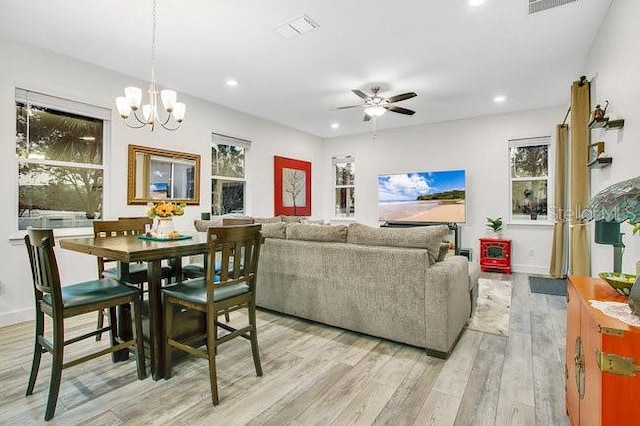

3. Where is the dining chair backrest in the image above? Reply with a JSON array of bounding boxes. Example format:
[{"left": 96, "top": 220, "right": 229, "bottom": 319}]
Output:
[
  {"left": 206, "top": 224, "right": 263, "bottom": 297},
  {"left": 24, "top": 229, "right": 62, "bottom": 315},
  {"left": 93, "top": 218, "right": 152, "bottom": 276}
]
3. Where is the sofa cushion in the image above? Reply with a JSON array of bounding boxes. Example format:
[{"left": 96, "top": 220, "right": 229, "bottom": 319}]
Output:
[
  {"left": 286, "top": 223, "right": 348, "bottom": 243},
  {"left": 279, "top": 215, "right": 304, "bottom": 223},
  {"left": 347, "top": 223, "right": 449, "bottom": 264},
  {"left": 193, "top": 217, "right": 224, "bottom": 232},
  {"left": 253, "top": 216, "right": 283, "bottom": 224},
  {"left": 261, "top": 222, "right": 286, "bottom": 239}
]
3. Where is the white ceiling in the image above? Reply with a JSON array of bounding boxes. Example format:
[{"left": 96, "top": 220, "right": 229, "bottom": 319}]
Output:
[{"left": 0, "top": 0, "right": 612, "bottom": 139}]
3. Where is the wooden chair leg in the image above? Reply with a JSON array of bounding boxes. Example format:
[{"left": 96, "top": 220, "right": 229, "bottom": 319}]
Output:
[
  {"left": 248, "top": 304, "right": 262, "bottom": 377},
  {"left": 44, "top": 316, "right": 64, "bottom": 421},
  {"left": 131, "top": 297, "right": 146, "bottom": 380},
  {"left": 108, "top": 306, "right": 119, "bottom": 363},
  {"left": 26, "top": 311, "right": 44, "bottom": 396},
  {"left": 164, "top": 297, "right": 175, "bottom": 379},
  {"left": 224, "top": 310, "right": 230, "bottom": 322},
  {"left": 207, "top": 309, "right": 219, "bottom": 405},
  {"left": 96, "top": 309, "right": 104, "bottom": 341}
]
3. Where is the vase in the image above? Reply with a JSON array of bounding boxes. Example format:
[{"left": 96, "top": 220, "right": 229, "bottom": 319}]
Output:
[{"left": 154, "top": 217, "right": 174, "bottom": 238}]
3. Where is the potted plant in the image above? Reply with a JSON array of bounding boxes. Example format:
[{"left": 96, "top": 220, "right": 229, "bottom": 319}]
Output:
[{"left": 486, "top": 217, "right": 503, "bottom": 238}]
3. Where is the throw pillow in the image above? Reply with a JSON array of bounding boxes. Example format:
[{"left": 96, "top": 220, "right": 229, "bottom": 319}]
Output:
[
  {"left": 279, "top": 215, "right": 304, "bottom": 223},
  {"left": 261, "top": 222, "right": 286, "bottom": 239},
  {"left": 285, "top": 223, "right": 348, "bottom": 243},
  {"left": 437, "top": 242, "right": 451, "bottom": 262},
  {"left": 346, "top": 223, "right": 449, "bottom": 264},
  {"left": 193, "top": 217, "right": 224, "bottom": 232}
]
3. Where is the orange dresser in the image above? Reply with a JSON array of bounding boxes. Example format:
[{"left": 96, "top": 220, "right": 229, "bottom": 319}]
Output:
[{"left": 566, "top": 276, "right": 640, "bottom": 426}]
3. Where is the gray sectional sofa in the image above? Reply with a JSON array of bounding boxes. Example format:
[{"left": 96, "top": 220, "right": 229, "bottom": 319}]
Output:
[{"left": 192, "top": 218, "right": 474, "bottom": 358}]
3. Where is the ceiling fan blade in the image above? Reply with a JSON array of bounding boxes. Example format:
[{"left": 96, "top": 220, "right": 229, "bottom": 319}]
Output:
[
  {"left": 331, "top": 104, "right": 362, "bottom": 110},
  {"left": 363, "top": 114, "right": 372, "bottom": 122},
  {"left": 386, "top": 92, "right": 417, "bottom": 104},
  {"left": 386, "top": 105, "right": 416, "bottom": 115},
  {"left": 352, "top": 89, "right": 369, "bottom": 100}
]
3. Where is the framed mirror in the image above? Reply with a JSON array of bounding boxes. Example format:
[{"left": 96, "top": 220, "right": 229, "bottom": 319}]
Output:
[{"left": 127, "top": 144, "right": 200, "bottom": 205}]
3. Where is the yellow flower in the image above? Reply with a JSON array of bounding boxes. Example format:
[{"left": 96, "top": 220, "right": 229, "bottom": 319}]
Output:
[{"left": 147, "top": 202, "right": 185, "bottom": 218}]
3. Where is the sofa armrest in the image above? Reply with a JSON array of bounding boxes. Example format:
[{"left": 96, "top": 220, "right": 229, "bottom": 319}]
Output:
[{"left": 423, "top": 255, "right": 470, "bottom": 355}]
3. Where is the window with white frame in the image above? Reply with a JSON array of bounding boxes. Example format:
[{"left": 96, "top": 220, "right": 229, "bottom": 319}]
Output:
[
  {"left": 211, "top": 133, "right": 250, "bottom": 215},
  {"left": 16, "top": 89, "right": 109, "bottom": 230},
  {"left": 333, "top": 156, "right": 355, "bottom": 217},
  {"left": 509, "top": 136, "right": 551, "bottom": 222}
]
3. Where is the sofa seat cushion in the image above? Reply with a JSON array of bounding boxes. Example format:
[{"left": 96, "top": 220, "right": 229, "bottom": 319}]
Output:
[
  {"left": 347, "top": 223, "right": 449, "bottom": 264},
  {"left": 286, "top": 223, "right": 348, "bottom": 243}
]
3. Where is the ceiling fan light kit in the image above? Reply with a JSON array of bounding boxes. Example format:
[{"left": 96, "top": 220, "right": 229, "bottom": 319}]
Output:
[{"left": 333, "top": 86, "right": 417, "bottom": 122}]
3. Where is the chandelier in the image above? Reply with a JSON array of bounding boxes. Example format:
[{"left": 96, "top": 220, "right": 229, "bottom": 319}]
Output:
[{"left": 116, "top": 0, "right": 185, "bottom": 131}]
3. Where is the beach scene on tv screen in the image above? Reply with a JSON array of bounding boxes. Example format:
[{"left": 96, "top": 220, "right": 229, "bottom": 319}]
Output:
[{"left": 378, "top": 169, "right": 466, "bottom": 223}]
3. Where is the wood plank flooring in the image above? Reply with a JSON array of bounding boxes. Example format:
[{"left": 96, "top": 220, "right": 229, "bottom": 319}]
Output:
[{"left": 0, "top": 272, "right": 569, "bottom": 425}]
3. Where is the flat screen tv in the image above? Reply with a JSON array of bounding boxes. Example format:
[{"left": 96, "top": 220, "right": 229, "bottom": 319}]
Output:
[{"left": 378, "top": 169, "right": 466, "bottom": 223}]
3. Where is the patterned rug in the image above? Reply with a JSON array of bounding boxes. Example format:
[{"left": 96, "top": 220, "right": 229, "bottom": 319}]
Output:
[{"left": 466, "top": 278, "right": 512, "bottom": 336}]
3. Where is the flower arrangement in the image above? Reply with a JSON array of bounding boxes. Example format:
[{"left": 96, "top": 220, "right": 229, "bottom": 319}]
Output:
[{"left": 147, "top": 201, "right": 185, "bottom": 218}]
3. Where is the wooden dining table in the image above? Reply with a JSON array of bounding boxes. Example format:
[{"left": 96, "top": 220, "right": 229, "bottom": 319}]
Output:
[{"left": 60, "top": 233, "right": 209, "bottom": 380}]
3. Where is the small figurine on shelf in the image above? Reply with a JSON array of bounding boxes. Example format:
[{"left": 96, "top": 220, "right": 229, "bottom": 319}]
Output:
[
  {"left": 593, "top": 104, "right": 605, "bottom": 120},
  {"left": 592, "top": 100, "right": 609, "bottom": 121}
]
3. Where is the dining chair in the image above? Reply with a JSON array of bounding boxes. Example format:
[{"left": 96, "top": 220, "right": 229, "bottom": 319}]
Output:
[
  {"left": 24, "top": 228, "right": 146, "bottom": 421},
  {"left": 93, "top": 218, "right": 174, "bottom": 340},
  {"left": 163, "top": 224, "right": 264, "bottom": 405}
]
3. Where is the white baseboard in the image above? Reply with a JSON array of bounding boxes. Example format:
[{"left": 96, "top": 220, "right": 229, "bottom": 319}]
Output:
[
  {"left": 512, "top": 263, "right": 549, "bottom": 275},
  {"left": 0, "top": 308, "right": 33, "bottom": 328}
]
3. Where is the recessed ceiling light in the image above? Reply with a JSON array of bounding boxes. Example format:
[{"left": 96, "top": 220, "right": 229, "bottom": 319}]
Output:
[
  {"left": 226, "top": 79, "right": 238, "bottom": 86},
  {"left": 331, "top": 123, "right": 339, "bottom": 129},
  {"left": 494, "top": 95, "right": 506, "bottom": 103},
  {"left": 468, "top": 0, "right": 486, "bottom": 6}
]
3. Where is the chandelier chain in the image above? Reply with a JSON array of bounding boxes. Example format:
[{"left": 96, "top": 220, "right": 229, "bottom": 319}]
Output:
[{"left": 151, "top": 0, "right": 157, "bottom": 82}]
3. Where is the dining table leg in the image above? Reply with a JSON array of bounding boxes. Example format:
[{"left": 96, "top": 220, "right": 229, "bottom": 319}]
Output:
[{"left": 147, "top": 259, "right": 164, "bottom": 380}]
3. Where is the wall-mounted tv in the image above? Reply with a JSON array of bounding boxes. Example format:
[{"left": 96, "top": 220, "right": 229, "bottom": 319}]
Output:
[{"left": 378, "top": 169, "right": 466, "bottom": 223}]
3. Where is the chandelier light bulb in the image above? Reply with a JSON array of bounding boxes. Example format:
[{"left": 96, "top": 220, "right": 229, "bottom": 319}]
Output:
[
  {"left": 116, "top": 97, "right": 131, "bottom": 118},
  {"left": 124, "top": 87, "right": 142, "bottom": 110},
  {"left": 173, "top": 103, "right": 186, "bottom": 122},
  {"left": 161, "top": 89, "right": 177, "bottom": 112}
]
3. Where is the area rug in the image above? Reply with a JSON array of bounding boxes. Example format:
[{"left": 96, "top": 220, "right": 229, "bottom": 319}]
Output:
[
  {"left": 467, "top": 278, "right": 511, "bottom": 336},
  {"left": 529, "top": 276, "right": 567, "bottom": 296}
]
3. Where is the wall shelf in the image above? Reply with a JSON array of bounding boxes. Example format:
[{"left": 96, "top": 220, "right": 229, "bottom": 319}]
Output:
[
  {"left": 588, "top": 117, "right": 625, "bottom": 130},
  {"left": 588, "top": 156, "right": 613, "bottom": 169}
]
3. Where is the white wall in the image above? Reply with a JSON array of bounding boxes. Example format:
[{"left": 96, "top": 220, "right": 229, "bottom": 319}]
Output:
[
  {"left": 0, "top": 40, "right": 323, "bottom": 326},
  {"left": 321, "top": 106, "right": 566, "bottom": 275},
  {"left": 581, "top": 0, "right": 640, "bottom": 276}
]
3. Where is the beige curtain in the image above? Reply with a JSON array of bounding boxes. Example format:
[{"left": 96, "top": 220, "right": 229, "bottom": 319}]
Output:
[
  {"left": 569, "top": 81, "right": 590, "bottom": 277},
  {"left": 550, "top": 124, "right": 568, "bottom": 277}
]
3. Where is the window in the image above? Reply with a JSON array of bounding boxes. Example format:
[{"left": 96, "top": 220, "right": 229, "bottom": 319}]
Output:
[
  {"left": 333, "top": 156, "right": 355, "bottom": 217},
  {"left": 211, "top": 133, "right": 250, "bottom": 215},
  {"left": 509, "top": 136, "right": 551, "bottom": 222},
  {"left": 16, "top": 89, "right": 109, "bottom": 230}
]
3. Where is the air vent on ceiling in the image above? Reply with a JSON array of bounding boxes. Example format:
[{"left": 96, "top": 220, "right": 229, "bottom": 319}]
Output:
[
  {"left": 529, "top": 0, "right": 578, "bottom": 14},
  {"left": 275, "top": 15, "right": 320, "bottom": 39}
]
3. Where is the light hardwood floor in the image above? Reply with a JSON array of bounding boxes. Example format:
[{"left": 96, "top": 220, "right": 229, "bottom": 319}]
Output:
[{"left": 0, "top": 272, "right": 569, "bottom": 425}]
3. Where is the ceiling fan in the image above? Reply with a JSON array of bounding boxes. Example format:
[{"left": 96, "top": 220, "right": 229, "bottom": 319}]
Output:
[{"left": 332, "top": 86, "right": 417, "bottom": 121}]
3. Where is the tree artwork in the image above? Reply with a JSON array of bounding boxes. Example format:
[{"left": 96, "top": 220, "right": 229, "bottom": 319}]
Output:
[
  {"left": 274, "top": 156, "right": 311, "bottom": 216},
  {"left": 282, "top": 168, "right": 306, "bottom": 214}
]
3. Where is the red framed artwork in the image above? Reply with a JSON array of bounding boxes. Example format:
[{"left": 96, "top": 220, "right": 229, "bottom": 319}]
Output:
[{"left": 274, "top": 156, "right": 311, "bottom": 216}]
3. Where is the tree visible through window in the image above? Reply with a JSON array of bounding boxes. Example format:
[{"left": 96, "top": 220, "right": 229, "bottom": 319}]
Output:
[
  {"left": 333, "top": 157, "right": 355, "bottom": 217},
  {"left": 211, "top": 133, "right": 250, "bottom": 215},
  {"left": 16, "top": 89, "right": 107, "bottom": 230},
  {"left": 509, "top": 137, "right": 551, "bottom": 222}
]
